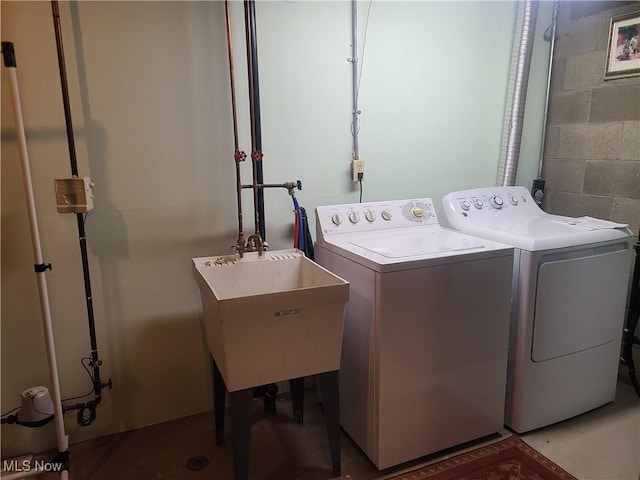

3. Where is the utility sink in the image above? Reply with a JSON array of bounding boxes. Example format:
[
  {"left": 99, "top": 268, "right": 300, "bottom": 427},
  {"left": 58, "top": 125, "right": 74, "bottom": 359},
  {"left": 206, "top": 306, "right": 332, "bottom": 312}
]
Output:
[{"left": 193, "top": 249, "right": 349, "bottom": 392}]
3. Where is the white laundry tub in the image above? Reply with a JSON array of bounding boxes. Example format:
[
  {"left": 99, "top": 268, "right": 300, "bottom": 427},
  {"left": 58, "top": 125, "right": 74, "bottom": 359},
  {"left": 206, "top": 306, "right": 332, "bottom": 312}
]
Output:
[{"left": 193, "top": 249, "right": 349, "bottom": 392}]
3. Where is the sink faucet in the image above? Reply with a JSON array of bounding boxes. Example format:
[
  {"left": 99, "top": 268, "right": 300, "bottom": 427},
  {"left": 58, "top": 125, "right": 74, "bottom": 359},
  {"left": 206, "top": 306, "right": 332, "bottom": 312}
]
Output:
[
  {"left": 235, "top": 233, "right": 246, "bottom": 254},
  {"left": 246, "top": 233, "right": 265, "bottom": 256}
]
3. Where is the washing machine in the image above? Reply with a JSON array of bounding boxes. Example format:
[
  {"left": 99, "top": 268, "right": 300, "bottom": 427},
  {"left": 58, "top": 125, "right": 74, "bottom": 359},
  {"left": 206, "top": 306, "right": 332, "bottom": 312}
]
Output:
[
  {"left": 442, "top": 186, "right": 634, "bottom": 433},
  {"left": 314, "top": 198, "right": 514, "bottom": 469}
]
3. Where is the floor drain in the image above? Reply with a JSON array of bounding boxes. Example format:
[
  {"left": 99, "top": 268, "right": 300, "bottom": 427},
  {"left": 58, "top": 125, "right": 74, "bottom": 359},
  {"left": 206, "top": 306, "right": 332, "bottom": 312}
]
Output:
[{"left": 186, "top": 456, "right": 209, "bottom": 471}]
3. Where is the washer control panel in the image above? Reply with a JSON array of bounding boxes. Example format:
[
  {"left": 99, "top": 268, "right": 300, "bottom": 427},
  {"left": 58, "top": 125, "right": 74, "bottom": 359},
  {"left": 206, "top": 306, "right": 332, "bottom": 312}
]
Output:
[
  {"left": 317, "top": 198, "right": 439, "bottom": 236},
  {"left": 442, "top": 186, "right": 542, "bottom": 226}
]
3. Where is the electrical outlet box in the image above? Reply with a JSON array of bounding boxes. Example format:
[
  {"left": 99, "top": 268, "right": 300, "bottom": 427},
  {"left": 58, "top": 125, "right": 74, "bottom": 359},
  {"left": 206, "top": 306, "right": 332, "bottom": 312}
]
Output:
[
  {"left": 54, "top": 177, "right": 94, "bottom": 213},
  {"left": 352, "top": 159, "right": 365, "bottom": 182}
]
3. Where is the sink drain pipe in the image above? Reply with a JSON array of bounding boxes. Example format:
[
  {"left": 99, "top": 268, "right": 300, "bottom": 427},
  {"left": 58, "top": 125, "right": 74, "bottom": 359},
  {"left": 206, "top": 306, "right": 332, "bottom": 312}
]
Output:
[{"left": 51, "top": 0, "right": 112, "bottom": 425}]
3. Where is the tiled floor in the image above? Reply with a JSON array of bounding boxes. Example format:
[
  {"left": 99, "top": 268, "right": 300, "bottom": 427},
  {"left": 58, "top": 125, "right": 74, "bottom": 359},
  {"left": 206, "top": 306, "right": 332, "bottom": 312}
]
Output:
[{"left": 24, "top": 378, "right": 640, "bottom": 479}]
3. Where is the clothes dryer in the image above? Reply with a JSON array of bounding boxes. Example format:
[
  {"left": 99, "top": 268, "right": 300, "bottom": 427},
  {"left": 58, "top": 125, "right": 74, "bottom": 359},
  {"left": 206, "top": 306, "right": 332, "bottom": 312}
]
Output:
[
  {"left": 315, "top": 198, "right": 513, "bottom": 469},
  {"left": 442, "top": 186, "right": 634, "bottom": 433}
]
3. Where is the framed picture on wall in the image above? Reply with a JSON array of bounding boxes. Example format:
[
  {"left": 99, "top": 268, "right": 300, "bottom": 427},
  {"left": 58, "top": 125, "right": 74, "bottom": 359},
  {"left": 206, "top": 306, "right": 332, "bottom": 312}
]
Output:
[{"left": 605, "top": 10, "right": 640, "bottom": 79}]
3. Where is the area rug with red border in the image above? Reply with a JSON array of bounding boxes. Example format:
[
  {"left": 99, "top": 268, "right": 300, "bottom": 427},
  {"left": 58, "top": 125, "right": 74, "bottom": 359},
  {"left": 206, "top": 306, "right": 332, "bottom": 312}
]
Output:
[{"left": 388, "top": 435, "right": 577, "bottom": 480}]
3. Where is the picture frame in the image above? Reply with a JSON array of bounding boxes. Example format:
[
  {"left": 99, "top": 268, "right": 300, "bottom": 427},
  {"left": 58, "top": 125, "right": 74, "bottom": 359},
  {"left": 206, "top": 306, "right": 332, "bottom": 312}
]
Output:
[{"left": 605, "top": 10, "right": 640, "bottom": 80}]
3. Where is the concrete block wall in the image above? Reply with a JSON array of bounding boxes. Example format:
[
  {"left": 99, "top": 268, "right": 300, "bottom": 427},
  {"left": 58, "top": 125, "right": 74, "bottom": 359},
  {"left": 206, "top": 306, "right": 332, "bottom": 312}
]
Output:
[{"left": 543, "top": 1, "right": 640, "bottom": 236}]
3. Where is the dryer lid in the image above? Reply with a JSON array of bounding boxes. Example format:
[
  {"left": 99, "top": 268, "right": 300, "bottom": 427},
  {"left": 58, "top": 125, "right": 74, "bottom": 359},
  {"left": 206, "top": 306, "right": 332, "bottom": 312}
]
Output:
[{"left": 442, "top": 186, "right": 632, "bottom": 251}]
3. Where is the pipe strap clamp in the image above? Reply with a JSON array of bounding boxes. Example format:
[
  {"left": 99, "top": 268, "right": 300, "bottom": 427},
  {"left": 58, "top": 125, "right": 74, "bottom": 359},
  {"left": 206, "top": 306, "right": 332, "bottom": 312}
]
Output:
[{"left": 34, "top": 263, "right": 52, "bottom": 273}]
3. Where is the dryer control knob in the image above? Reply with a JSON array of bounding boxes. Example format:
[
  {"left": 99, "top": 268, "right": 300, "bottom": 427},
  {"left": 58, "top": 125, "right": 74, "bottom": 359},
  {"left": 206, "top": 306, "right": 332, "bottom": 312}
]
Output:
[
  {"left": 331, "top": 214, "right": 342, "bottom": 226},
  {"left": 349, "top": 212, "right": 360, "bottom": 224},
  {"left": 460, "top": 200, "right": 471, "bottom": 211},
  {"left": 381, "top": 210, "right": 392, "bottom": 221},
  {"left": 489, "top": 196, "right": 504, "bottom": 209},
  {"left": 509, "top": 196, "right": 518, "bottom": 206},
  {"left": 365, "top": 210, "right": 376, "bottom": 222},
  {"left": 411, "top": 206, "right": 424, "bottom": 218},
  {"left": 473, "top": 199, "right": 484, "bottom": 209}
]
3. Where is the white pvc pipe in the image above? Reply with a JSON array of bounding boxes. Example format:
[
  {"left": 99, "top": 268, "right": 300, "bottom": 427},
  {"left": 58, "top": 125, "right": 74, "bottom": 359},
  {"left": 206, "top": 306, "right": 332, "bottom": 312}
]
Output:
[{"left": 5, "top": 61, "right": 69, "bottom": 473}]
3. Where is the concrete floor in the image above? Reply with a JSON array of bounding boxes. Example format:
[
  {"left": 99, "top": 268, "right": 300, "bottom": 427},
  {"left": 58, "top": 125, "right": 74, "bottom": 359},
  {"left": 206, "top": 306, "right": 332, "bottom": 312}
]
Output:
[
  {"left": 25, "top": 379, "right": 640, "bottom": 480},
  {"left": 521, "top": 379, "right": 640, "bottom": 480}
]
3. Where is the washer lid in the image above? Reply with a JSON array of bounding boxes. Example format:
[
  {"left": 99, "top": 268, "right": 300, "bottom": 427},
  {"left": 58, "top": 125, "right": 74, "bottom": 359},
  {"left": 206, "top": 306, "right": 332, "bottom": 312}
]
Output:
[
  {"left": 318, "top": 226, "right": 513, "bottom": 273},
  {"left": 349, "top": 230, "right": 484, "bottom": 258},
  {"left": 315, "top": 198, "right": 513, "bottom": 273}
]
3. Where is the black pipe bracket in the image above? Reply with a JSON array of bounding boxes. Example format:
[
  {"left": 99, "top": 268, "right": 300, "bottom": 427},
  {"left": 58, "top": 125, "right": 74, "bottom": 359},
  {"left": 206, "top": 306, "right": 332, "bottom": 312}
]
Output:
[{"left": 1, "top": 41, "right": 17, "bottom": 67}]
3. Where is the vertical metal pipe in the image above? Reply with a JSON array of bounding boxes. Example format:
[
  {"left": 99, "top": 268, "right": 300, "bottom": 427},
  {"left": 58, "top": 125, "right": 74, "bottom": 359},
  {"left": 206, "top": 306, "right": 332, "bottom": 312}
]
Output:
[
  {"left": 51, "top": 1, "right": 78, "bottom": 177},
  {"left": 51, "top": 0, "right": 104, "bottom": 404},
  {"left": 244, "top": 1, "right": 256, "bottom": 152},
  {"left": 496, "top": 0, "right": 539, "bottom": 187},
  {"left": 351, "top": 0, "right": 360, "bottom": 161},
  {"left": 247, "top": 2, "right": 263, "bottom": 153},
  {"left": 244, "top": 1, "right": 259, "bottom": 237},
  {"left": 537, "top": 0, "right": 559, "bottom": 179},
  {"left": 244, "top": 0, "right": 266, "bottom": 241},
  {"left": 224, "top": 1, "right": 245, "bottom": 241}
]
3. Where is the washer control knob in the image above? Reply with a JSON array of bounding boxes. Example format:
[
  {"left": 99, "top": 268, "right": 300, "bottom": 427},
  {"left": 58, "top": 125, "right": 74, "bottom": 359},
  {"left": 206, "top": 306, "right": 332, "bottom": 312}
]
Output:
[
  {"left": 411, "top": 206, "right": 424, "bottom": 218},
  {"left": 509, "top": 196, "right": 518, "bottom": 206},
  {"left": 381, "top": 210, "right": 392, "bottom": 221},
  {"left": 489, "top": 196, "right": 504, "bottom": 209},
  {"left": 349, "top": 212, "right": 360, "bottom": 224},
  {"left": 460, "top": 200, "right": 471, "bottom": 211},
  {"left": 331, "top": 214, "right": 342, "bottom": 226},
  {"left": 473, "top": 199, "right": 484, "bottom": 209},
  {"left": 365, "top": 210, "right": 376, "bottom": 222}
]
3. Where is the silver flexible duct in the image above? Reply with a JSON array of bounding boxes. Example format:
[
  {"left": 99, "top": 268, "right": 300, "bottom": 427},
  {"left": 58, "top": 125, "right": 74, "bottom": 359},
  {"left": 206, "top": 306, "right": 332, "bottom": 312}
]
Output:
[{"left": 496, "top": 0, "right": 539, "bottom": 187}]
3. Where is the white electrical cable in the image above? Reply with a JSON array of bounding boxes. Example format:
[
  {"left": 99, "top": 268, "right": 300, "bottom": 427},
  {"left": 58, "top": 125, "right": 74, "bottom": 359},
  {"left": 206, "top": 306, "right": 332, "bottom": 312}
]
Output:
[{"left": 4, "top": 54, "right": 69, "bottom": 476}]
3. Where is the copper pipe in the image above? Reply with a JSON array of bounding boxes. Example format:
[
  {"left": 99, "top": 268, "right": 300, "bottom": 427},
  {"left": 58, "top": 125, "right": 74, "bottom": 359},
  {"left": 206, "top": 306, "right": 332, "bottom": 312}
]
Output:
[{"left": 224, "top": 1, "right": 245, "bottom": 246}]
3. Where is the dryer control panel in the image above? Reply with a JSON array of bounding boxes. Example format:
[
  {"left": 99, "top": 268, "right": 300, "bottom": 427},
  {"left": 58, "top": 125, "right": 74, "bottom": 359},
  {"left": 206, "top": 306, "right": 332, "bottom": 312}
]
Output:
[
  {"left": 316, "top": 198, "right": 439, "bottom": 237},
  {"left": 442, "top": 186, "right": 542, "bottom": 228}
]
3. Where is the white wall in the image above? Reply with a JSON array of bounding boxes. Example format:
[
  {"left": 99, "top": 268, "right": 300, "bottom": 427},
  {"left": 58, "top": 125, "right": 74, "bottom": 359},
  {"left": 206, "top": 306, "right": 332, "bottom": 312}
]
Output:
[{"left": 1, "top": 0, "right": 550, "bottom": 457}]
